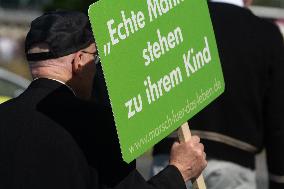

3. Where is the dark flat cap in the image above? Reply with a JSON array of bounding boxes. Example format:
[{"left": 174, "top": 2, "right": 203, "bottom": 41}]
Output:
[{"left": 25, "top": 10, "right": 95, "bottom": 61}]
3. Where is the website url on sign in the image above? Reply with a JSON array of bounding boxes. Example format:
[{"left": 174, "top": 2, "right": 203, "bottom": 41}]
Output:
[{"left": 128, "top": 78, "right": 223, "bottom": 154}]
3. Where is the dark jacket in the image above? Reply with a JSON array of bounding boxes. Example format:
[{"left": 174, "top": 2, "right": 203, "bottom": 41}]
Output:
[
  {"left": 153, "top": 2, "right": 284, "bottom": 189},
  {"left": 0, "top": 78, "right": 186, "bottom": 189}
]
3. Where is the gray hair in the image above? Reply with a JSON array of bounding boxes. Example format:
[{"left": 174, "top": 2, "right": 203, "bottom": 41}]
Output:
[{"left": 27, "top": 43, "right": 74, "bottom": 79}]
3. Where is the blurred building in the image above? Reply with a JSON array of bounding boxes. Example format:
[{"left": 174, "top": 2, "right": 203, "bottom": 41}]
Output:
[
  {"left": 0, "top": 0, "right": 52, "bottom": 38},
  {"left": 0, "top": 0, "right": 47, "bottom": 39},
  {"left": 0, "top": 0, "right": 47, "bottom": 77}
]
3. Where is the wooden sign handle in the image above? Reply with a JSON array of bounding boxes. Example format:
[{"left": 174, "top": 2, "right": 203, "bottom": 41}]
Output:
[{"left": 178, "top": 122, "right": 207, "bottom": 189}]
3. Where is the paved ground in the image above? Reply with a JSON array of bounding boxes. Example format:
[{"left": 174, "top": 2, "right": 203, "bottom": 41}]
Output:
[{"left": 137, "top": 150, "right": 268, "bottom": 189}]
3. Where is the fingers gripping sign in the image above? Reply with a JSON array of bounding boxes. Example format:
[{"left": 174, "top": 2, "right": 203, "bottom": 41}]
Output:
[{"left": 176, "top": 122, "right": 207, "bottom": 189}]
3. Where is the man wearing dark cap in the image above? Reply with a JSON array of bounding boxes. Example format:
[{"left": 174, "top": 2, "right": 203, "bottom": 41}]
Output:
[{"left": 0, "top": 10, "right": 207, "bottom": 189}]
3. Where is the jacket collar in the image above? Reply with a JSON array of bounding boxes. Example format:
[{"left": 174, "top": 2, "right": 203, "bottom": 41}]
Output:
[
  {"left": 28, "top": 78, "right": 76, "bottom": 98},
  {"left": 33, "top": 77, "right": 76, "bottom": 96}
]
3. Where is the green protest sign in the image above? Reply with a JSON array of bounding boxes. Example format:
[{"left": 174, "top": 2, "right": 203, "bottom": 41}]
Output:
[{"left": 89, "top": 0, "right": 225, "bottom": 163}]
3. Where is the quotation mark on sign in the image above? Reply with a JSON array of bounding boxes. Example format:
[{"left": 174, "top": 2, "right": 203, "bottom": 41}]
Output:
[{"left": 104, "top": 42, "right": 111, "bottom": 56}]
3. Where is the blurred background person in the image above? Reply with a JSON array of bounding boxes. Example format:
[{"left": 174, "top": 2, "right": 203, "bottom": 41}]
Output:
[{"left": 151, "top": 0, "right": 284, "bottom": 189}]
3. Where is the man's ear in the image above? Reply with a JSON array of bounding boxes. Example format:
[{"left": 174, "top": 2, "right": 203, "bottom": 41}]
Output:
[{"left": 72, "top": 52, "right": 84, "bottom": 75}]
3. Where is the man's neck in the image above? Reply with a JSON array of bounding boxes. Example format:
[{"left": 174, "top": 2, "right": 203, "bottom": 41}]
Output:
[
  {"left": 33, "top": 77, "right": 76, "bottom": 96},
  {"left": 210, "top": 0, "right": 244, "bottom": 7}
]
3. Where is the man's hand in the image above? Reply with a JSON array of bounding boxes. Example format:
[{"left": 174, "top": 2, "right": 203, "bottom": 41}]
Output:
[{"left": 169, "top": 136, "right": 207, "bottom": 182}]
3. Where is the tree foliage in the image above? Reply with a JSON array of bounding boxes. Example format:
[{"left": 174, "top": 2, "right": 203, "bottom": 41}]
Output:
[{"left": 254, "top": 0, "right": 283, "bottom": 7}]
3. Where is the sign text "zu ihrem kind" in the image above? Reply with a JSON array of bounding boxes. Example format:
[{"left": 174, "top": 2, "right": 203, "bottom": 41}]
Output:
[{"left": 89, "top": 0, "right": 225, "bottom": 163}]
